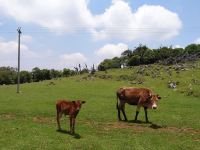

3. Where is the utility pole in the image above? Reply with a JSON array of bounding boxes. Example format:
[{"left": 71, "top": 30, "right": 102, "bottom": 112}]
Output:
[{"left": 17, "top": 27, "right": 22, "bottom": 93}]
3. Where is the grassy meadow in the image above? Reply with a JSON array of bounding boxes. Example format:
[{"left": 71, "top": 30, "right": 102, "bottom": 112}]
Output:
[{"left": 0, "top": 61, "right": 200, "bottom": 150}]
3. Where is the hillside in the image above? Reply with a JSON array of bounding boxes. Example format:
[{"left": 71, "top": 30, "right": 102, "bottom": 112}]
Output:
[{"left": 0, "top": 60, "right": 200, "bottom": 149}]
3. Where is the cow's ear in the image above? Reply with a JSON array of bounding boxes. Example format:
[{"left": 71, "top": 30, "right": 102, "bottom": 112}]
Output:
[
  {"left": 157, "top": 95, "right": 161, "bottom": 100},
  {"left": 82, "top": 101, "right": 86, "bottom": 104}
]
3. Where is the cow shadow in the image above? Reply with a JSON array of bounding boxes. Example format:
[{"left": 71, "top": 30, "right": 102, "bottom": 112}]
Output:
[
  {"left": 149, "top": 123, "right": 165, "bottom": 129},
  {"left": 127, "top": 120, "right": 152, "bottom": 124},
  {"left": 56, "top": 129, "right": 81, "bottom": 139},
  {"left": 127, "top": 120, "right": 165, "bottom": 129}
]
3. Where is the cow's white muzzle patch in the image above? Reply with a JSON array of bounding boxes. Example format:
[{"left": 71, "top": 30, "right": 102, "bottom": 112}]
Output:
[{"left": 152, "top": 103, "right": 157, "bottom": 109}]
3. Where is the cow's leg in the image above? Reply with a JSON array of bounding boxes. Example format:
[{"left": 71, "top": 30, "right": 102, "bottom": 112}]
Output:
[
  {"left": 144, "top": 107, "right": 149, "bottom": 123},
  {"left": 134, "top": 105, "right": 141, "bottom": 121},
  {"left": 120, "top": 102, "right": 127, "bottom": 121},
  {"left": 117, "top": 99, "right": 122, "bottom": 121},
  {"left": 56, "top": 111, "right": 62, "bottom": 130}
]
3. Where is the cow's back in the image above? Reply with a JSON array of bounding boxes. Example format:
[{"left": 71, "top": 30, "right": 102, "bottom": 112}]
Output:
[{"left": 117, "top": 87, "right": 152, "bottom": 105}]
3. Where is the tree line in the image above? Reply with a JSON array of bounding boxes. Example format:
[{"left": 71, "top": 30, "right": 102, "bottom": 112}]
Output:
[
  {"left": 98, "top": 43, "right": 200, "bottom": 71},
  {"left": 0, "top": 67, "right": 77, "bottom": 85},
  {"left": 0, "top": 64, "right": 96, "bottom": 85}
]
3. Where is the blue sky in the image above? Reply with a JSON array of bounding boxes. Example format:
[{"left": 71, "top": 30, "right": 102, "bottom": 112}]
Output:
[{"left": 0, "top": 0, "right": 200, "bottom": 70}]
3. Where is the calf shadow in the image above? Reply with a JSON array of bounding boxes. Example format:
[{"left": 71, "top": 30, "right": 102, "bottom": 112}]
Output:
[{"left": 56, "top": 129, "right": 81, "bottom": 139}]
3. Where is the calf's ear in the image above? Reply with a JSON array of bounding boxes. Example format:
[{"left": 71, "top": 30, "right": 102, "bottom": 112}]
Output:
[{"left": 82, "top": 101, "right": 86, "bottom": 104}]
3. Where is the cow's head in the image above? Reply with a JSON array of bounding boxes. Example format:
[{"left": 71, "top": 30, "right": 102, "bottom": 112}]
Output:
[
  {"left": 73, "top": 100, "right": 86, "bottom": 111},
  {"left": 148, "top": 94, "right": 161, "bottom": 109}
]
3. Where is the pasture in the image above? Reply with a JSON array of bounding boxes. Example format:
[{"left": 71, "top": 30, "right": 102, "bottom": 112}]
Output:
[{"left": 0, "top": 62, "right": 200, "bottom": 150}]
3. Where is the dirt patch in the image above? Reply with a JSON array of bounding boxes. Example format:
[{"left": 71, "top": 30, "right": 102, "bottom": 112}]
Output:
[
  {"left": 0, "top": 114, "right": 16, "bottom": 120},
  {"left": 33, "top": 116, "right": 55, "bottom": 124},
  {"left": 78, "top": 120, "right": 200, "bottom": 135},
  {"left": 101, "top": 122, "right": 200, "bottom": 135}
]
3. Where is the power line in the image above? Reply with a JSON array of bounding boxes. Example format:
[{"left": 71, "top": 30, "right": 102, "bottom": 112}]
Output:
[{"left": 0, "top": 26, "right": 200, "bottom": 35}]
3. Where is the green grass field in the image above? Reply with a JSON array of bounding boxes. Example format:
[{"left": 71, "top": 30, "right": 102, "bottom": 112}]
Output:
[{"left": 0, "top": 62, "right": 200, "bottom": 150}]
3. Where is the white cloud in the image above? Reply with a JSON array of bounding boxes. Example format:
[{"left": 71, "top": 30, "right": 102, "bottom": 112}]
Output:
[
  {"left": 173, "top": 45, "right": 183, "bottom": 49},
  {"left": 94, "top": 3, "right": 182, "bottom": 41},
  {"left": 96, "top": 43, "right": 128, "bottom": 59},
  {"left": 194, "top": 38, "right": 200, "bottom": 44},
  {"left": 0, "top": 0, "right": 94, "bottom": 33},
  {"left": 0, "top": 0, "right": 182, "bottom": 42},
  {"left": 112, "top": 0, "right": 125, "bottom": 4},
  {"left": 59, "top": 53, "right": 87, "bottom": 69},
  {"left": 21, "top": 35, "right": 33, "bottom": 43},
  {"left": 0, "top": 38, "right": 39, "bottom": 67}
]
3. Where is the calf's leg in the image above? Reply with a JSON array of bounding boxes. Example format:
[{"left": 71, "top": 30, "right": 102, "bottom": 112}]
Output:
[
  {"left": 72, "top": 118, "right": 76, "bottom": 134},
  {"left": 56, "top": 111, "right": 62, "bottom": 130},
  {"left": 70, "top": 117, "right": 72, "bottom": 134}
]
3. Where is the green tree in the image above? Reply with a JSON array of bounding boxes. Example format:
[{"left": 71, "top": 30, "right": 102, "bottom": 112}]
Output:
[
  {"left": 50, "top": 69, "right": 62, "bottom": 79},
  {"left": 63, "top": 68, "right": 71, "bottom": 77},
  {"left": 134, "top": 44, "right": 149, "bottom": 63},
  {"left": 185, "top": 44, "right": 200, "bottom": 54},
  {"left": 20, "top": 71, "right": 32, "bottom": 83},
  {"left": 41, "top": 69, "right": 51, "bottom": 80},
  {"left": 32, "top": 67, "right": 42, "bottom": 82},
  {"left": 127, "top": 55, "right": 140, "bottom": 66},
  {"left": 0, "top": 67, "right": 17, "bottom": 85}
]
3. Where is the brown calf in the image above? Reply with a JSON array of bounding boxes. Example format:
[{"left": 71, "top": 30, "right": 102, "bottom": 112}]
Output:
[
  {"left": 116, "top": 87, "right": 161, "bottom": 122},
  {"left": 56, "top": 100, "right": 86, "bottom": 134}
]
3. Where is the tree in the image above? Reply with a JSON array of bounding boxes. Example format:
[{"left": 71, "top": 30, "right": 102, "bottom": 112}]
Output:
[
  {"left": 157, "top": 46, "right": 172, "bottom": 59},
  {"left": 41, "top": 69, "right": 51, "bottom": 80},
  {"left": 20, "top": 71, "right": 32, "bottom": 83},
  {"left": 32, "top": 67, "right": 42, "bottom": 82},
  {"left": 121, "top": 49, "right": 132, "bottom": 58},
  {"left": 172, "top": 48, "right": 184, "bottom": 57},
  {"left": 0, "top": 67, "right": 17, "bottom": 85},
  {"left": 185, "top": 44, "right": 200, "bottom": 54},
  {"left": 98, "top": 57, "right": 122, "bottom": 70},
  {"left": 127, "top": 55, "right": 140, "bottom": 66},
  {"left": 50, "top": 69, "right": 62, "bottom": 79},
  {"left": 63, "top": 68, "right": 71, "bottom": 77},
  {"left": 134, "top": 44, "right": 149, "bottom": 63}
]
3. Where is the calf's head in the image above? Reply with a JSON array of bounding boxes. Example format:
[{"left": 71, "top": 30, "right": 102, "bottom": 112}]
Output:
[
  {"left": 73, "top": 100, "right": 86, "bottom": 111},
  {"left": 148, "top": 94, "right": 161, "bottom": 109}
]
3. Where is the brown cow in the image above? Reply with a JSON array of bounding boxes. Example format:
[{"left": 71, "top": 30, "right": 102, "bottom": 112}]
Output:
[
  {"left": 116, "top": 87, "right": 161, "bottom": 122},
  {"left": 56, "top": 100, "right": 86, "bottom": 134}
]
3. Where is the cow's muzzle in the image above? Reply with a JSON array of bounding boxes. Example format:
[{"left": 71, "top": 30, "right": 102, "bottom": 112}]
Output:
[{"left": 152, "top": 106, "right": 157, "bottom": 109}]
